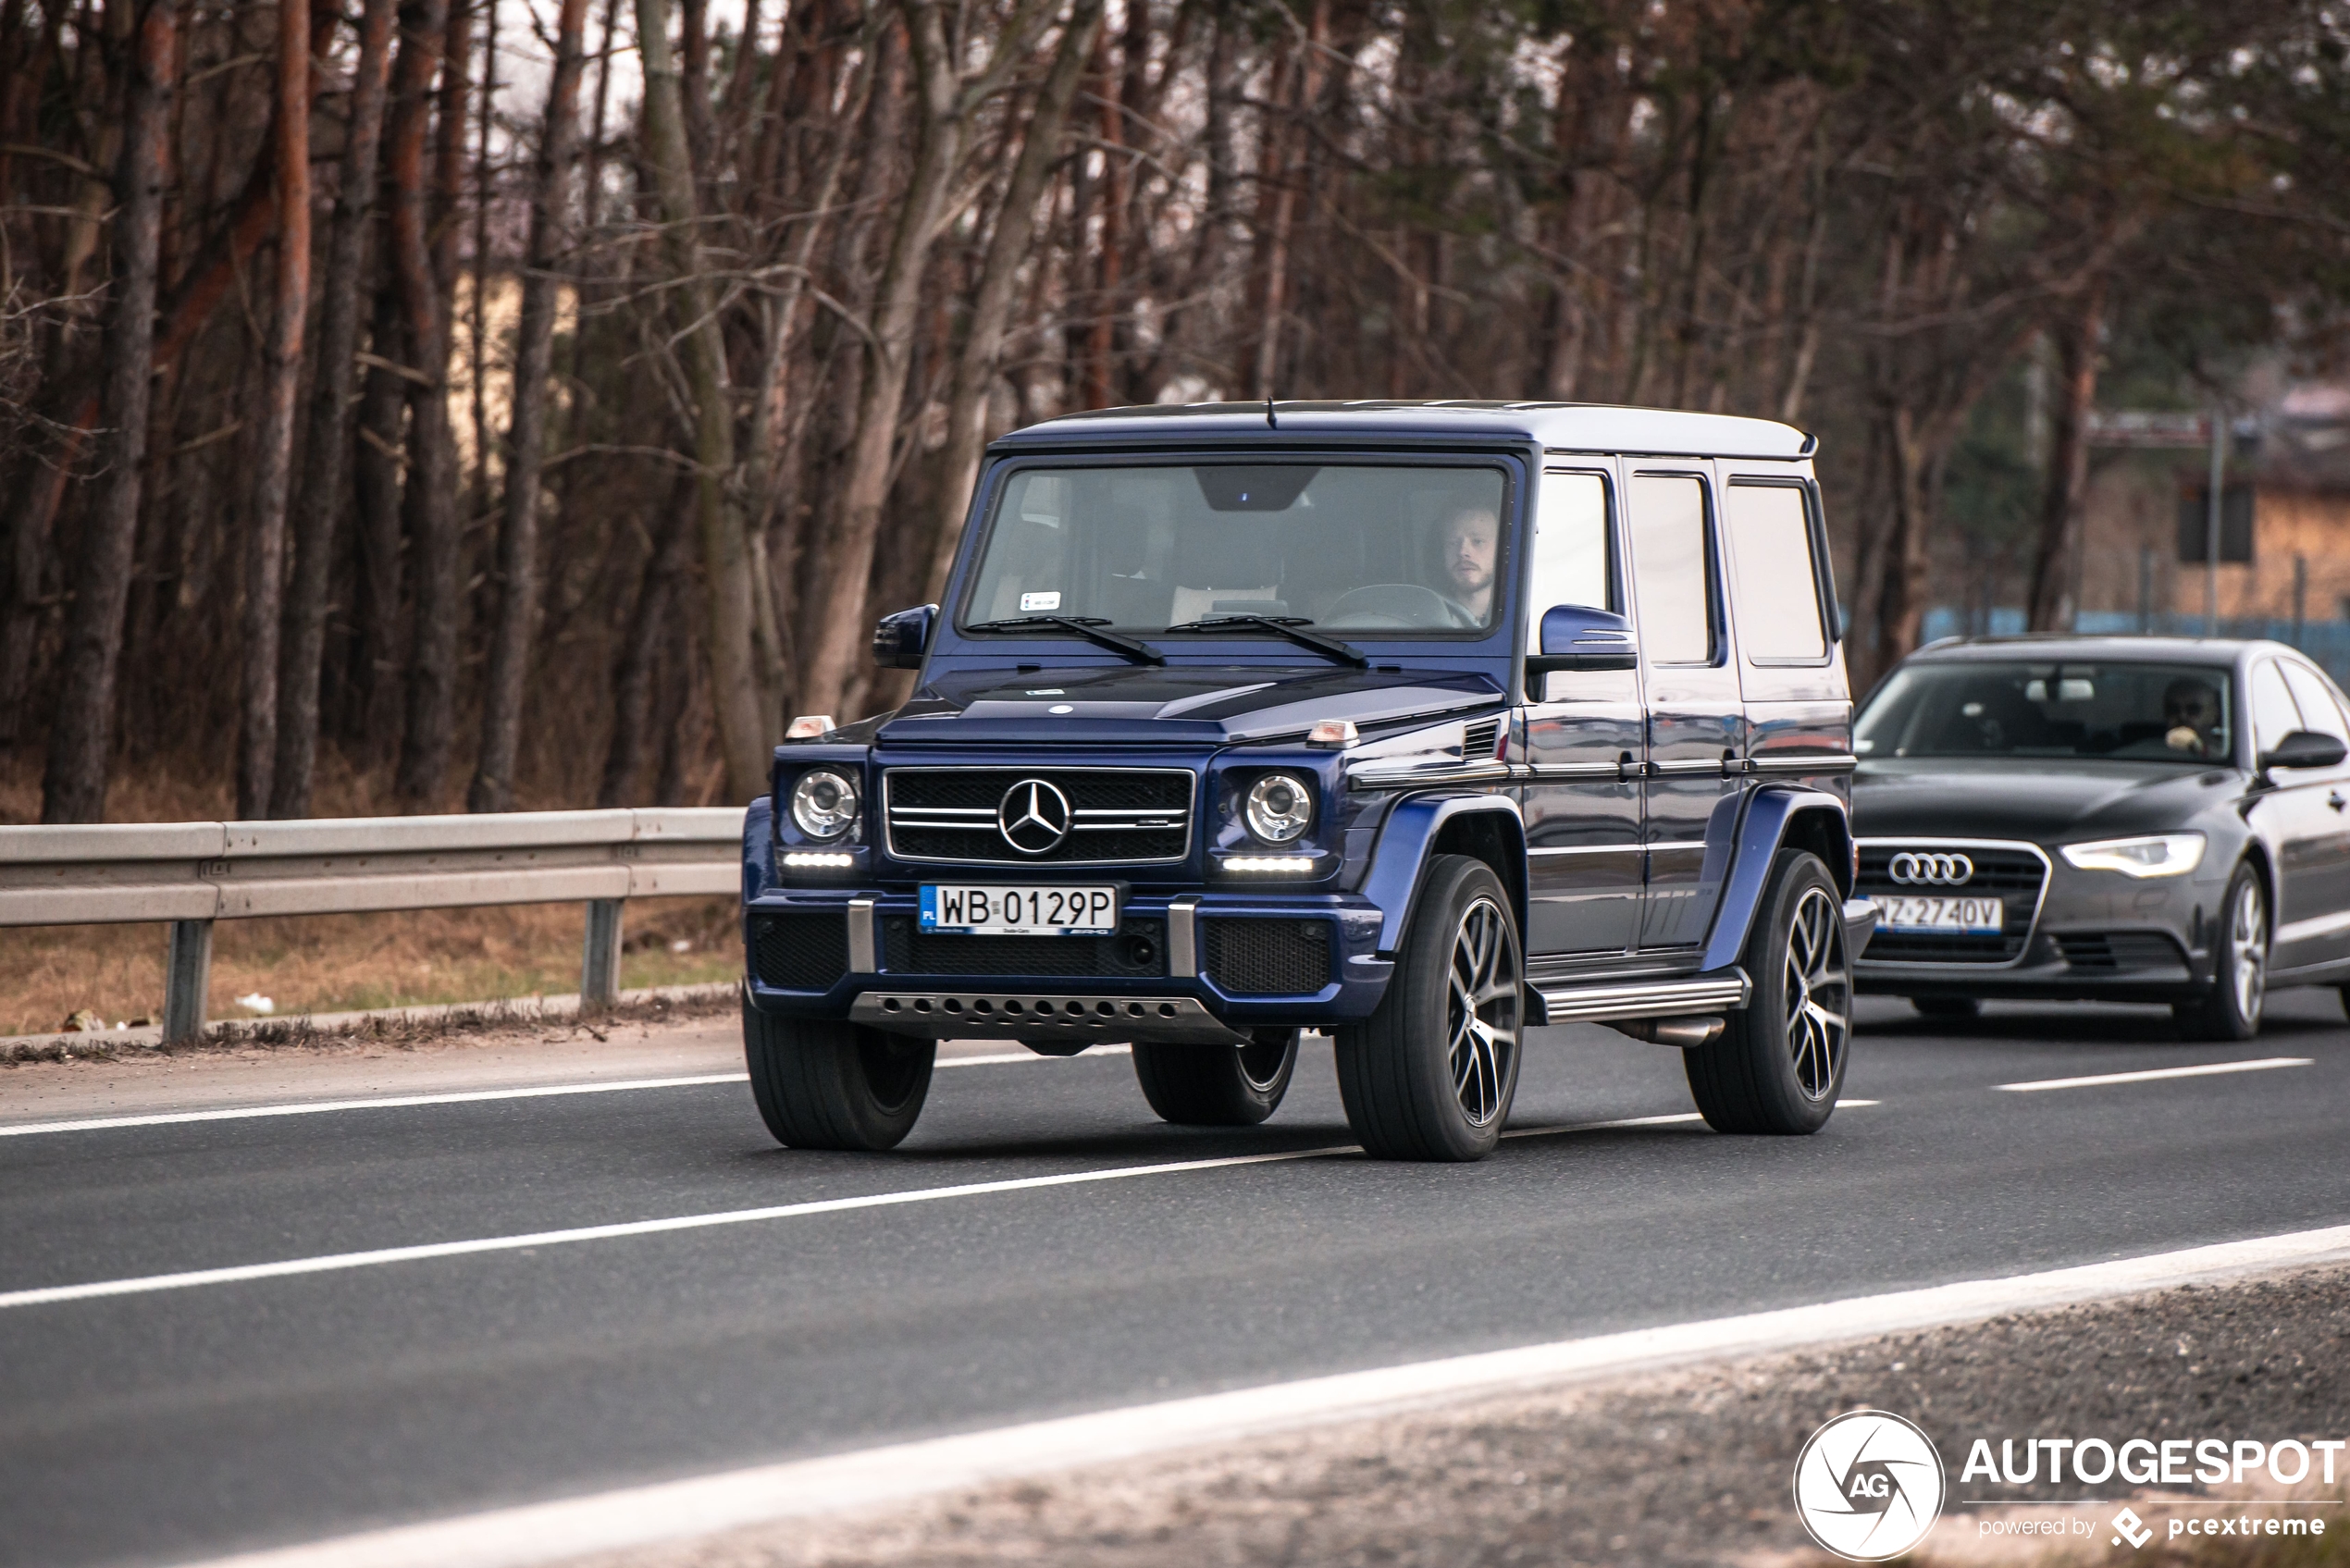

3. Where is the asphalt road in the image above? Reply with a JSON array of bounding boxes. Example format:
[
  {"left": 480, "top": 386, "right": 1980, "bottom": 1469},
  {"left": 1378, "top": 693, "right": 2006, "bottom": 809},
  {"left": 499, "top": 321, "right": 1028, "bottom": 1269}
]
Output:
[{"left": 3, "top": 991, "right": 2348, "bottom": 1568}]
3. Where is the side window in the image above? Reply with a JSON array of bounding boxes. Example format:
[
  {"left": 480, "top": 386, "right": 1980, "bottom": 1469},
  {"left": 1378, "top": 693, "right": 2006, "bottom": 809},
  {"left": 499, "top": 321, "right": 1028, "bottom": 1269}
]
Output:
[
  {"left": 1526, "top": 471, "right": 1614, "bottom": 645},
  {"left": 1627, "top": 474, "right": 1715, "bottom": 665},
  {"left": 1723, "top": 482, "right": 1826, "bottom": 662},
  {"left": 2280, "top": 662, "right": 2348, "bottom": 745},
  {"left": 2249, "top": 661, "right": 2305, "bottom": 757}
]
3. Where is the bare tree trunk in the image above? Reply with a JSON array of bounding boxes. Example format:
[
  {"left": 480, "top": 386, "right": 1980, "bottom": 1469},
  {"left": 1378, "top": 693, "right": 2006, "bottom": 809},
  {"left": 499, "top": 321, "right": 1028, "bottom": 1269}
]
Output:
[
  {"left": 41, "top": 0, "right": 177, "bottom": 823},
  {"left": 599, "top": 474, "right": 695, "bottom": 807},
  {"left": 922, "top": 0, "right": 1101, "bottom": 603},
  {"left": 468, "top": 0, "right": 589, "bottom": 812},
  {"left": 2026, "top": 277, "right": 2104, "bottom": 633},
  {"left": 798, "top": 0, "right": 971, "bottom": 724},
  {"left": 350, "top": 286, "right": 410, "bottom": 752},
  {"left": 236, "top": 0, "right": 315, "bottom": 819},
  {"left": 391, "top": 0, "right": 461, "bottom": 806},
  {"left": 636, "top": 0, "right": 769, "bottom": 802},
  {"left": 273, "top": 0, "right": 395, "bottom": 817}
]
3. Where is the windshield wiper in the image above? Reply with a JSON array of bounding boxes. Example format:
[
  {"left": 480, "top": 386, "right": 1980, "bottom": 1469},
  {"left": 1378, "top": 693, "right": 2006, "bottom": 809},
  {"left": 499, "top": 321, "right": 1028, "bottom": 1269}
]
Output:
[
  {"left": 963, "top": 614, "right": 1164, "bottom": 665},
  {"left": 1161, "top": 614, "right": 1368, "bottom": 667}
]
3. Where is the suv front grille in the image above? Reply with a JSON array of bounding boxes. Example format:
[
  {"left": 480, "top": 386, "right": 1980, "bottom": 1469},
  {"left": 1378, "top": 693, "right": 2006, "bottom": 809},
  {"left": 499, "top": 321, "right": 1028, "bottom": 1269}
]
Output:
[
  {"left": 1202, "top": 918, "right": 1331, "bottom": 995},
  {"left": 752, "top": 911, "right": 849, "bottom": 991},
  {"left": 884, "top": 768, "right": 1194, "bottom": 865},
  {"left": 1856, "top": 844, "right": 2047, "bottom": 965},
  {"left": 880, "top": 915, "right": 1168, "bottom": 978}
]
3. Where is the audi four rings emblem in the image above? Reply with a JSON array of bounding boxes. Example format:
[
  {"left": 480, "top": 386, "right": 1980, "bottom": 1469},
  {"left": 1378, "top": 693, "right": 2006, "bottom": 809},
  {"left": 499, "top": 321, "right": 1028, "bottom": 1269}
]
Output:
[
  {"left": 1888, "top": 851, "right": 1974, "bottom": 885},
  {"left": 997, "top": 778, "right": 1073, "bottom": 855}
]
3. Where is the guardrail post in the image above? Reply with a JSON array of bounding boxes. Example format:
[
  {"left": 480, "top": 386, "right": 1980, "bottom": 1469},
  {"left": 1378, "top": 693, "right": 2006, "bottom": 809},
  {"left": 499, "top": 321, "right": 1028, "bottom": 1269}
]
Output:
[
  {"left": 582, "top": 898, "right": 624, "bottom": 1011},
  {"left": 163, "top": 920, "right": 214, "bottom": 1042}
]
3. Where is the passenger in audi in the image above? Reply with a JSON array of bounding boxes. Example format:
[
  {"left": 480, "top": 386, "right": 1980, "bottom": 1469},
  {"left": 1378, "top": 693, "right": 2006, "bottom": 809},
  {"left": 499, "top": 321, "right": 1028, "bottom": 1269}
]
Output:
[{"left": 2164, "top": 676, "right": 2224, "bottom": 758}]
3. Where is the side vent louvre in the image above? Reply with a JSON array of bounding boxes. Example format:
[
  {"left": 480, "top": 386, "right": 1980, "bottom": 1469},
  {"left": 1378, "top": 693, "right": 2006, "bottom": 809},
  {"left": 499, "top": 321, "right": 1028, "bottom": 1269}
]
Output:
[{"left": 1463, "top": 717, "right": 1501, "bottom": 760}]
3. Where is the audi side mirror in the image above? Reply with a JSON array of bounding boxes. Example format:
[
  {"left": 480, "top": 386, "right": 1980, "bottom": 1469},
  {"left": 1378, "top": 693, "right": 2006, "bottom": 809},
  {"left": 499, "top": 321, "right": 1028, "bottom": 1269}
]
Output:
[
  {"left": 1527, "top": 604, "right": 1638, "bottom": 675},
  {"left": 2257, "top": 728, "right": 2347, "bottom": 775},
  {"left": 872, "top": 604, "right": 936, "bottom": 670}
]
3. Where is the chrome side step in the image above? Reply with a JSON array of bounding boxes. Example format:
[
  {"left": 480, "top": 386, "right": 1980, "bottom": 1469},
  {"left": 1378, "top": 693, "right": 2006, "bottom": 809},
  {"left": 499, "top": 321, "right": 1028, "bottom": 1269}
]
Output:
[{"left": 1534, "top": 968, "right": 1750, "bottom": 1024}]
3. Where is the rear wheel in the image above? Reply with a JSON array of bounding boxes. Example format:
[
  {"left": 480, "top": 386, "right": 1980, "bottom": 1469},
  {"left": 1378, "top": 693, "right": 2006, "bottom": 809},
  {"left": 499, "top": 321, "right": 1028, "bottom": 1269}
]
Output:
[
  {"left": 1910, "top": 996, "right": 1980, "bottom": 1021},
  {"left": 742, "top": 995, "right": 935, "bottom": 1150},
  {"left": 1334, "top": 855, "right": 1523, "bottom": 1161},
  {"left": 1685, "top": 850, "right": 1849, "bottom": 1134},
  {"left": 1132, "top": 1031, "right": 1298, "bottom": 1126},
  {"left": 2177, "top": 863, "right": 2267, "bottom": 1042}
]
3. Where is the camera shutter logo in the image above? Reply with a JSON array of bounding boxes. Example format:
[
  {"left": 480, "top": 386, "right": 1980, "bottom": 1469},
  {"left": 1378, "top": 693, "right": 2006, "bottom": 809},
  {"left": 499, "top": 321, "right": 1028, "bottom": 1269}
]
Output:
[
  {"left": 997, "top": 779, "right": 1073, "bottom": 855},
  {"left": 1888, "top": 852, "right": 1974, "bottom": 886},
  {"left": 1792, "top": 1409, "right": 1947, "bottom": 1562}
]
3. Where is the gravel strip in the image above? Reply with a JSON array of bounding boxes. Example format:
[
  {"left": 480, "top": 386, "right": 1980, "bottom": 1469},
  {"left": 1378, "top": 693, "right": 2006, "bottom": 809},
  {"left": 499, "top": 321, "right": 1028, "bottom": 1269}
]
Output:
[{"left": 572, "top": 1264, "right": 2350, "bottom": 1568}]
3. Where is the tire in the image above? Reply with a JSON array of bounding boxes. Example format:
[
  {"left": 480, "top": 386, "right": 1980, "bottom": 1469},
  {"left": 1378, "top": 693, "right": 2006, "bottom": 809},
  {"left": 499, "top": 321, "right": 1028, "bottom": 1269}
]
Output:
[
  {"left": 2176, "top": 863, "right": 2267, "bottom": 1043},
  {"left": 1334, "top": 855, "right": 1524, "bottom": 1161},
  {"left": 1910, "top": 995, "right": 1980, "bottom": 1021},
  {"left": 742, "top": 994, "right": 936, "bottom": 1150},
  {"left": 1685, "top": 849, "right": 1849, "bottom": 1135},
  {"left": 1132, "top": 1031, "right": 1299, "bottom": 1126}
]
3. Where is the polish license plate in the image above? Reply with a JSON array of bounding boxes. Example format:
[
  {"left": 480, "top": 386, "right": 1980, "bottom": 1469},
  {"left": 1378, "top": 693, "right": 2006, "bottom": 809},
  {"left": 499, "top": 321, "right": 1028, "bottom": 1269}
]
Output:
[
  {"left": 1878, "top": 895, "right": 2004, "bottom": 933},
  {"left": 920, "top": 884, "right": 1119, "bottom": 935}
]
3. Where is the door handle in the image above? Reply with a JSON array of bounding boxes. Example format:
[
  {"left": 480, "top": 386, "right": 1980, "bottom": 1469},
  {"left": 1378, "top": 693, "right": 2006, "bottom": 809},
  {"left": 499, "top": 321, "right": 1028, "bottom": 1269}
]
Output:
[
  {"left": 1721, "top": 749, "right": 1752, "bottom": 778},
  {"left": 2331, "top": 791, "right": 2345, "bottom": 813},
  {"left": 1616, "top": 752, "right": 1648, "bottom": 781}
]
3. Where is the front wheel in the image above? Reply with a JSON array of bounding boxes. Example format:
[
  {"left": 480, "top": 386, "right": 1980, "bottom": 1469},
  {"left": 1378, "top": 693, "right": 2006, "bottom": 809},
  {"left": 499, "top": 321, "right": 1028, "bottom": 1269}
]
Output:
[
  {"left": 742, "top": 995, "right": 935, "bottom": 1150},
  {"left": 1685, "top": 850, "right": 1849, "bottom": 1134},
  {"left": 1132, "top": 1031, "right": 1298, "bottom": 1126},
  {"left": 2177, "top": 864, "right": 2267, "bottom": 1042},
  {"left": 1334, "top": 855, "right": 1524, "bottom": 1161}
]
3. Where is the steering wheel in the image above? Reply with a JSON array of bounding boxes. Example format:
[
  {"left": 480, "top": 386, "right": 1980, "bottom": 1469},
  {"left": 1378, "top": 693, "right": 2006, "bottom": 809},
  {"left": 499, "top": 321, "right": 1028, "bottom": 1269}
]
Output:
[{"left": 1326, "top": 584, "right": 1467, "bottom": 629}]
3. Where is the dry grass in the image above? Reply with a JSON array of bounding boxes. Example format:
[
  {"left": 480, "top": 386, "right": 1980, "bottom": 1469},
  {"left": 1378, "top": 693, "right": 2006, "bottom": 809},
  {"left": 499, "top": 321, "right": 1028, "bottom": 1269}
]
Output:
[{"left": 1, "top": 896, "right": 741, "bottom": 1036}]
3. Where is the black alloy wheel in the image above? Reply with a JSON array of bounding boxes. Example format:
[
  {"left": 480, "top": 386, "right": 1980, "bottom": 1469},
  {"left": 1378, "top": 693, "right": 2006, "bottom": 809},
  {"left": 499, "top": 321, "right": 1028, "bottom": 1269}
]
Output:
[
  {"left": 2178, "top": 862, "right": 2268, "bottom": 1043},
  {"left": 1132, "top": 1030, "right": 1300, "bottom": 1126},
  {"left": 742, "top": 992, "right": 936, "bottom": 1150},
  {"left": 1334, "top": 854, "right": 1524, "bottom": 1161},
  {"left": 1685, "top": 849, "right": 1850, "bottom": 1134}
]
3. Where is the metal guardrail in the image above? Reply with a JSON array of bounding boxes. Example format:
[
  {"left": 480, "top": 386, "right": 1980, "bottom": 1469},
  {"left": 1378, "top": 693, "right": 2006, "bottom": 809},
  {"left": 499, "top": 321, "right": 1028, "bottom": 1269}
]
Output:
[{"left": 0, "top": 808, "right": 747, "bottom": 1041}]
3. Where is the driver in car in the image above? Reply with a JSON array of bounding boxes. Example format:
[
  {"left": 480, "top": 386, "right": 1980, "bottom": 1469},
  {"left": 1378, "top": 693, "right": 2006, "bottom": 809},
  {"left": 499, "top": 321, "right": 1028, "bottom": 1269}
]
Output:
[
  {"left": 2164, "top": 676, "right": 2224, "bottom": 757},
  {"left": 1437, "top": 503, "right": 1500, "bottom": 623}
]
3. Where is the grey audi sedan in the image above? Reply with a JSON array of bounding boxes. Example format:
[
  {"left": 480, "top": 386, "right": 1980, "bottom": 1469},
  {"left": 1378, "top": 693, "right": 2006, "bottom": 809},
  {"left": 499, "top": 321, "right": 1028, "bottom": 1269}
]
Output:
[{"left": 1850, "top": 636, "right": 2350, "bottom": 1039}]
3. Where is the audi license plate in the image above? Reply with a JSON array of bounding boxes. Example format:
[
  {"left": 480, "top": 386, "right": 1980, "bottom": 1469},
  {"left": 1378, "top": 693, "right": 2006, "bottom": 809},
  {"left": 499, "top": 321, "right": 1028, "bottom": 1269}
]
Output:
[
  {"left": 1878, "top": 895, "right": 2004, "bottom": 934},
  {"left": 920, "top": 884, "right": 1118, "bottom": 936}
]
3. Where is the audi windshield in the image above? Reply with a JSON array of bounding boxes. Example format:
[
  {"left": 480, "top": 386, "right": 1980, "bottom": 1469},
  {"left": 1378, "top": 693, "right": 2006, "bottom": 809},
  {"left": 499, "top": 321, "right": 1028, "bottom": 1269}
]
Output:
[
  {"left": 959, "top": 463, "right": 1512, "bottom": 636},
  {"left": 1856, "top": 661, "right": 2234, "bottom": 763}
]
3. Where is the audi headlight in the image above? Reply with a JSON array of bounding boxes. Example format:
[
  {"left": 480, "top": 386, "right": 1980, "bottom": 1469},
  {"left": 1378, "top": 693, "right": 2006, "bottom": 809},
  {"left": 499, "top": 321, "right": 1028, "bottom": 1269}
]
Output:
[
  {"left": 788, "top": 769, "right": 860, "bottom": 842},
  {"left": 2059, "top": 833, "right": 2205, "bottom": 879},
  {"left": 1243, "top": 773, "right": 1314, "bottom": 844}
]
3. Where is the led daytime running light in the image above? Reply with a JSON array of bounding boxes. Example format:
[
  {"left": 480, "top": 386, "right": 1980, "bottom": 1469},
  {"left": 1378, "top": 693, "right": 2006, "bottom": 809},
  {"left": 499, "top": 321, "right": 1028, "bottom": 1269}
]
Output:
[
  {"left": 2059, "top": 833, "right": 2206, "bottom": 879},
  {"left": 781, "top": 850, "right": 855, "bottom": 869},
  {"left": 1221, "top": 854, "right": 1322, "bottom": 873}
]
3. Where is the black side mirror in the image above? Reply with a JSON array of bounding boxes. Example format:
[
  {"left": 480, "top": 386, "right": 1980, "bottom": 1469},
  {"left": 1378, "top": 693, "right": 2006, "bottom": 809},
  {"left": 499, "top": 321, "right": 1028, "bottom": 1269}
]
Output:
[
  {"left": 2257, "top": 728, "right": 2348, "bottom": 774},
  {"left": 872, "top": 604, "right": 936, "bottom": 671},
  {"left": 1527, "top": 604, "right": 1639, "bottom": 675}
]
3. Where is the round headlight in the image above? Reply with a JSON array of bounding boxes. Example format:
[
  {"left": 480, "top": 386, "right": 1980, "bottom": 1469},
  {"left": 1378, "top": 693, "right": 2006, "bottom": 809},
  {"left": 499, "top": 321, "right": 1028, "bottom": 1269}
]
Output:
[
  {"left": 1243, "top": 772, "right": 1314, "bottom": 843},
  {"left": 789, "top": 769, "right": 860, "bottom": 841}
]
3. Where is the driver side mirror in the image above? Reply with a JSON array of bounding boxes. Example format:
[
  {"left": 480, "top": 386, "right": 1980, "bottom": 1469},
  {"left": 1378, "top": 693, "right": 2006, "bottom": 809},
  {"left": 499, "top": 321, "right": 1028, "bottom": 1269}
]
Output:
[
  {"left": 1528, "top": 604, "right": 1639, "bottom": 675},
  {"left": 872, "top": 604, "right": 936, "bottom": 671},
  {"left": 2257, "top": 728, "right": 2348, "bottom": 774}
]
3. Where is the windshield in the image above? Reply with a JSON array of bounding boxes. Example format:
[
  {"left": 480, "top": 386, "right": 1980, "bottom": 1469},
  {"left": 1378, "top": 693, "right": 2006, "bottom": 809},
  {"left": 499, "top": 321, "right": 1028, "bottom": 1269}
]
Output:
[
  {"left": 1856, "top": 661, "right": 2234, "bottom": 763},
  {"left": 959, "top": 463, "right": 1511, "bottom": 636}
]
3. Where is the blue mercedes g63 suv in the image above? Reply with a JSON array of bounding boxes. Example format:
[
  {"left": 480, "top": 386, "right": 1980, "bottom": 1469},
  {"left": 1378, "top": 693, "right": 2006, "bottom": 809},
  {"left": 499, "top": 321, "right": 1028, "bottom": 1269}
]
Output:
[{"left": 740, "top": 401, "right": 1875, "bottom": 1160}]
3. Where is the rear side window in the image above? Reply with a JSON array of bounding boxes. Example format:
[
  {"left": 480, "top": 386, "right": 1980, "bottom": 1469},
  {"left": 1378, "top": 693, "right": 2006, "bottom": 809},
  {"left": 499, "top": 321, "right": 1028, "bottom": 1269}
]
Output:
[
  {"left": 1627, "top": 474, "right": 1714, "bottom": 665},
  {"left": 2279, "top": 662, "right": 2349, "bottom": 746},
  {"left": 1526, "top": 472, "right": 1614, "bottom": 644},
  {"left": 1724, "top": 482, "right": 1826, "bottom": 662},
  {"left": 2249, "top": 661, "right": 2303, "bottom": 756}
]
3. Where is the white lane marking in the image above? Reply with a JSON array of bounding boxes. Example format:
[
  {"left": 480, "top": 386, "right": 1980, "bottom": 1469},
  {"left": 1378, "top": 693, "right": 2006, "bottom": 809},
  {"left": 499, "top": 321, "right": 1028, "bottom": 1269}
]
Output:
[
  {"left": 0, "top": 1045, "right": 1135, "bottom": 1139},
  {"left": 1994, "top": 1058, "right": 2313, "bottom": 1093},
  {"left": 0, "top": 1100, "right": 1863, "bottom": 1311},
  {"left": 179, "top": 1221, "right": 2350, "bottom": 1568}
]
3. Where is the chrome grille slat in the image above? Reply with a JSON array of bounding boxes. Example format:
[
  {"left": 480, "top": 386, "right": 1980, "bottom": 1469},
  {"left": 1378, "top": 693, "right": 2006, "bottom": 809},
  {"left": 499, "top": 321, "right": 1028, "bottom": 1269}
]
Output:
[{"left": 884, "top": 767, "right": 1194, "bottom": 866}]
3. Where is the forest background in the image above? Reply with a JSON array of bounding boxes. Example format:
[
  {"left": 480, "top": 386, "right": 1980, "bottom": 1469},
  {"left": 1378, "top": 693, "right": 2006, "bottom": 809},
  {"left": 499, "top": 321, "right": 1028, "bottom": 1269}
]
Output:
[{"left": 0, "top": 0, "right": 2346, "bottom": 833}]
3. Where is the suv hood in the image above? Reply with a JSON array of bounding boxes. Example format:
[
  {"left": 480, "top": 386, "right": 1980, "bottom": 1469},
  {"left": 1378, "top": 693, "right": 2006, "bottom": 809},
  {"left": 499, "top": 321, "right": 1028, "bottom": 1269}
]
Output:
[
  {"left": 1853, "top": 757, "right": 2244, "bottom": 841},
  {"left": 876, "top": 664, "right": 1504, "bottom": 747}
]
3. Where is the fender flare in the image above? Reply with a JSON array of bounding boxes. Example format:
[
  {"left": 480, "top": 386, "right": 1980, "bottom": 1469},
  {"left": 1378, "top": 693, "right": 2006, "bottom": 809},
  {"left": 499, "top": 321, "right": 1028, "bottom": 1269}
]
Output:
[
  {"left": 1361, "top": 792, "right": 1528, "bottom": 954},
  {"left": 741, "top": 794, "right": 776, "bottom": 903},
  {"left": 1697, "top": 786, "right": 1853, "bottom": 973}
]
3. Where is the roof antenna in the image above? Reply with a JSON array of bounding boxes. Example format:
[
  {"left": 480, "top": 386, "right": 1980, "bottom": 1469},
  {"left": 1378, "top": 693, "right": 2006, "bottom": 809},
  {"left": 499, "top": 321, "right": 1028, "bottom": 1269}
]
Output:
[{"left": 1265, "top": 394, "right": 1278, "bottom": 429}]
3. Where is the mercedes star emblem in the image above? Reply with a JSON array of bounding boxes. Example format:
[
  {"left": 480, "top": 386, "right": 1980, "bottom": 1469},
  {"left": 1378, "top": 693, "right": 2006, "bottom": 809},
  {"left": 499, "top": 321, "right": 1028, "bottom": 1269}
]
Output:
[{"left": 997, "top": 778, "right": 1073, "bottom": 855}]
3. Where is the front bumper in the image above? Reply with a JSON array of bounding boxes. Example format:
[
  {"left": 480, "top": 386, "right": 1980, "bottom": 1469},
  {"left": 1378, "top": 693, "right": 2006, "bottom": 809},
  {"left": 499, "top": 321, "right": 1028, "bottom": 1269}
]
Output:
[{"left": 743, "top": 887, "right": 1394, "bottom": 1036}]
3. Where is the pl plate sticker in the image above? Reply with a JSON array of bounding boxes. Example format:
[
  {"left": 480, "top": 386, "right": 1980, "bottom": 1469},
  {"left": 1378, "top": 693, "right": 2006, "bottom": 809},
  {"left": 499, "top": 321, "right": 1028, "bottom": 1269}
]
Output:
[{"left": 1793, "top": 1409, "right": 1947, "bottom": 1562}]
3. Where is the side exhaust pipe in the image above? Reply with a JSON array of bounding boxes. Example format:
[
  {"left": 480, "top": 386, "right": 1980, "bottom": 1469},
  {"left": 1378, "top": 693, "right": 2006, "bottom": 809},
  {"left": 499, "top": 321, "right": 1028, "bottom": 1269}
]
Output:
[{"left": 1606, "top": 1015, "right": 1725, "bottom": 1048}]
